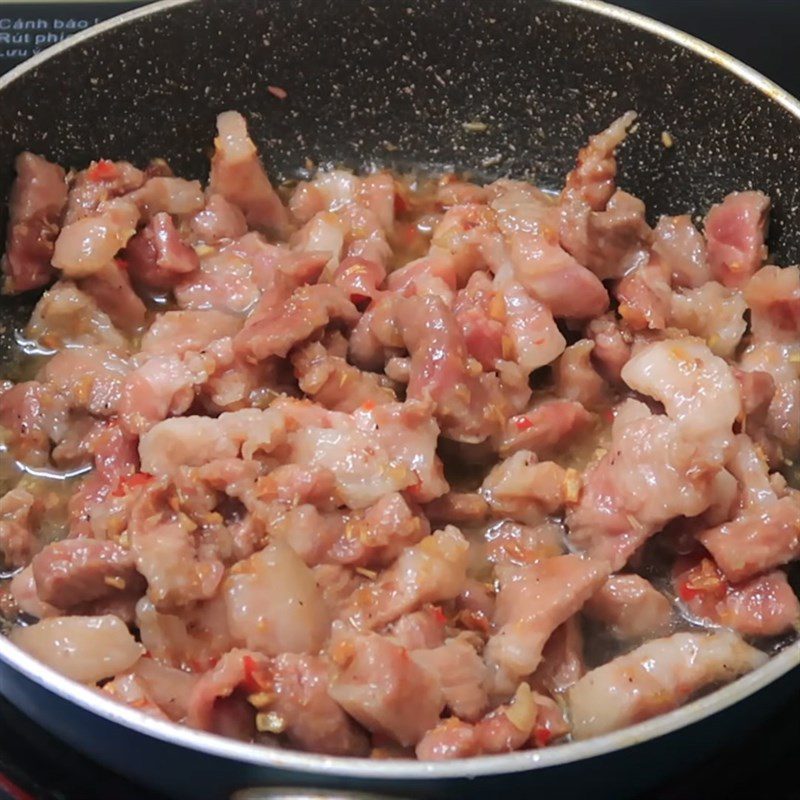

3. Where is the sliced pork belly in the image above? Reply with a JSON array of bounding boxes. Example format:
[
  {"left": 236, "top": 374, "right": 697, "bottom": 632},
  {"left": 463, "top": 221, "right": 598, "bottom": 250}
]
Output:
[
  {"left": 343, "top": 526, "right": 469, "bottom": 630},
  {"left": 208, "top": 111, "right": 290, "bottom": 238},
  {"left": 698, "top": 494, "right": 800, "bottom": 583},
  {"left": 674, "top": 555, "right": 800, "bottom": 637},
  {"left": 329, "top": 632, "right": 444, "bottom": 747},
  {"left": 11, "top": 615, "right": 143, "bottom": 684},
  {"left": 584, "top": 574, "right": 673, "bottom": 640},
  {"left": 484, "top": 554, "right": 608, "bottom": 695},
  {"left": 568, "top": 631, "right": 767, "bottom": 739},
  {"left": 2, "top": 153, "right": 67, "bottom": 293},
  {"left": 566, "top": 400, "right": 727, "bottom": 570},
  {"left": 705, "top": 190, "right": 769, "bottom": 288},
  {"left": 621, "top": 338, "right": 740, "bottom": 448}
]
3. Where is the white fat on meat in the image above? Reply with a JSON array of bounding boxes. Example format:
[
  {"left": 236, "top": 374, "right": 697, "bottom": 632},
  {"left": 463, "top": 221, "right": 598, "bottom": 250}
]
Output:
[
  {"left": 223, "top": 539, "right": 331, "bottom": 656},
  {"left": 568, "top": 631, "right": 766, "bottom": 739},
  {"left": 10, "top": 615, "right": 143, "bottom": 684},
  {"left": 621, "top": 338, "right": 740, "bottom": 449},
  {"left": 484, "top": 554, "right": 608, "bottom": 696}
]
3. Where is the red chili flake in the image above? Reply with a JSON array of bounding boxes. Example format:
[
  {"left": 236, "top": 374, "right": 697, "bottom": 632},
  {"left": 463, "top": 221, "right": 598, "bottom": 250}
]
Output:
[
  {"left": 360, "top": 400, "right": 376, "bottom": 412},
  {"left": 533, "top": 726, "right": 552, "bottom": 748},
  {"left": 603, "top": 408, "right": 615, "bottom": 423},
  {"left": 678, "top": 582, "right": 699, "bottom": 602},
  {"left": 456, "top": 609, "right": 490, "bottom": 634},
  {"left": 114, "top": 256, "right": 129, "bottom": 271},
  {"left": 112, "top": 472, "right": 154, "bottom": 497},
  {"left": 87, "top": 159, "right": 118, "bottom": 182},
  {"left": 679, "top": 558, "right": 729, "bottom": 602},
  {"left": 402, "top": 223, "right": 420, "bottom": 246},
  {"left": 430, "top": 605, "right": 447, "bottom": 625},
  {"left": 242, "top": 654, "right": 270, "bottom": 692},
  {"left": 405, "top": 481, "right": 424, "bottom": 500},
  {"left": 267, "top": 85, "right": 288, "bottom": 100},
  {"left": 514, "top": 416, "right": 533, "bottom": 431},
  {"left": 394, "top": 189, "right": 410, "bottom": 216}
]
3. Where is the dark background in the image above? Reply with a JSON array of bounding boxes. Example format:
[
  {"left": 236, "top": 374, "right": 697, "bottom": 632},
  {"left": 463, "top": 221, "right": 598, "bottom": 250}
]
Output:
[
  {"left": 0, "top": 2, "right": 798, "bottom": 799},
  {"left": 619, "top": 0, "right": 799, "bottom": 97}
]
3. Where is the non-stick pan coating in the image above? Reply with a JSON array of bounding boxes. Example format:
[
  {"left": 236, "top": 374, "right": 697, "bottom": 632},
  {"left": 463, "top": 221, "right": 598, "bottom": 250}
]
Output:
[{"left": 2, "top": 0, "right": 800, "bottom": 244}]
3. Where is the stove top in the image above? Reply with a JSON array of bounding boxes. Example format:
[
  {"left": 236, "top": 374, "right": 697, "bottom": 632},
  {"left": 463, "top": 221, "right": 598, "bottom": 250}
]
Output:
[{"left": 0, "top": 2, "right": 799, "bottom": 798}]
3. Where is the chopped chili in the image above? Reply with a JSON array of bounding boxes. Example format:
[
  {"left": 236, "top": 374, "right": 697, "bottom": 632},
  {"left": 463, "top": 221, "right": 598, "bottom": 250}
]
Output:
[
  {"left": 87, "top": 159, "right": 118, "bottom": 182},
  {"left": 429, "top": 605, "right": 447, "bottom": 625},
  {"left": 679, "top": 558, "right": 729, "bottom": 601},
  {"left": 394, "top": 188, "right": 411, "bottom": 216},
  {"left": 241, "top": 654, "right": 271, "bottom": 693},
  {"left": 350, "top": 292, "right": 372, "bottom": 307},
  {"left": 267, "top": 85, "right": 288, "bottom": 100},
  {"left": 533, "top": 726, "right": 552, "bottom": 748},
  {"left": 112, "top": 472, "right": 154, "bottom": 497}
]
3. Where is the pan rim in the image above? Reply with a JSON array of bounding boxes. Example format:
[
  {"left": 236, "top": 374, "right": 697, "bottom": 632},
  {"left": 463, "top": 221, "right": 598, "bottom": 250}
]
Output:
[
  {"left": 0, "top": 0, "right": 799, "bottom": 782},
  {"left": 1, "top": 630, "right": 797, "bottom": 780}
]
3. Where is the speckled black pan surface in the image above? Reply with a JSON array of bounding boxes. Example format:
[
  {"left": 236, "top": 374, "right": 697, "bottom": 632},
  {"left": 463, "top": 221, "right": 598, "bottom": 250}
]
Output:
[
  {"left": 3, "top": 0, "right": 800, "bottom": 246},
  {"left": 0, "top": 0, "right": 796, "bottom": 344}
]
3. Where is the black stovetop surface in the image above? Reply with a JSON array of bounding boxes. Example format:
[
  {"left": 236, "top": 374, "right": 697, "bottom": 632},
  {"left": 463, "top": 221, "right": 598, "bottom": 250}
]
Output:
[{"left": 0, "top": 2, "right": 799, "bottom": 798}]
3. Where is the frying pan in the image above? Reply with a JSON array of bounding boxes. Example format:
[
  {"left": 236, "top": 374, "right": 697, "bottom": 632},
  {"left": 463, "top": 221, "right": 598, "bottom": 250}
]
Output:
[{"left": 0, "top": 1, "right": 799, "bottom": 798}]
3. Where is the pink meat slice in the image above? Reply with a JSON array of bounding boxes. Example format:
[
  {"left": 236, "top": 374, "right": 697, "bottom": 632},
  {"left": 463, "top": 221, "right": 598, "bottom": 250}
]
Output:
[
  {"left": 343, "top": 526, "right": 469, "bottom": 630},
  {"left": 2, "top": 152, "right": 67, "bottom": 293},
  {"left": 673, "top": 555, "right": 800, "bottom": 637},
  {"left": 328, "top": 632, "right": 444, "bottom": 747},
  {"left": 651, "top": 214, "right": 710, "bottom": 288},
  {"left": 52, "top": 198, "right": 139, "bottom": 279},
  {"left": 567, "top": 631, "right": 767, "bottom": 739},
  {"left": 64, "top": 160, "right": 144, "bottom": 224},
  {"left": 397, "top": 292, "right": 528, "bottom": 443},
  {"left": 410, "top": 635, "right": 489, "bottom": 721},
  {"left": 415, "top": 683, "right": 566, "bottom": 760},
  {"left": 560, "top": 189, "right": 652, "bottom": 280},
  {"left": 0, "top": 488, "right": 42, "bottom": 569},
  {"left": 562, "top": 111, "right": 637, "bottom": 211},
  {"left": 698, "top": 494, "right": 800, "bottom": 583},
  {"left": 584, "top": 574, "right": 673, "bottom": 640},
  {"left": 484, "top": 554, "right": 609, "bottom": 695},
  {"left": 234, "top": 283, "right": 358, "bottom": 362},
  {"left": 506, "top": 228, "right": 609, "bottom": 318},
  {"left": 291, "top": 340, "right": 396, "bottom": 412},
  {"left": 705, "top": 190, "right": 769, "bottom": 288},
  {"left": 554, "top": 340, "right": 611, "bottom": 411},
  {"left": 79, "top": 261, "right": 147, "bottom": 333},
  {"left": 267, "top": 653, "right": 369, "bottom": 755},
  {"left": 31, "top": 538, "right": 145, "bottom": 609},
  {"left": 208, "top": 111, "right": 291, "bottom": 238},
  {"left": 566, "top": 400, "right": 726, "bottom": 570},
  {"left": 124, "top": 212, "right": 200, "bottom": 290},
  {"left": 497, "top": 399, "right": 595, "bottom": 457}
]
